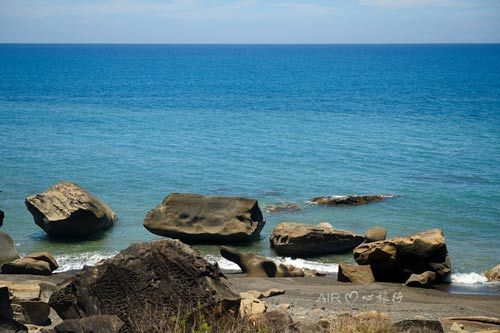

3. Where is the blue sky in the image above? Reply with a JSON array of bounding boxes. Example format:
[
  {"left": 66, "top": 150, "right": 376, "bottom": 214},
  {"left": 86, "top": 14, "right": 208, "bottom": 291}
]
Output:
[{"left": 0, "top": 0, "right": 499, "bottom": 43}]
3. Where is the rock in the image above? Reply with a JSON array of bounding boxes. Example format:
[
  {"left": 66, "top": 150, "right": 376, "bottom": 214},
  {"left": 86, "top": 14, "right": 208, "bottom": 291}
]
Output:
[
  {"left": 485, "top": 264, "right": 500, "bottom": 281},
  {"left": 48, "top": 239, "right": 240, "bottom": 331},
  {"left": 310, "top": 194, "right": 395, "bottom": 206},
  {"left": 0, "top": 209, "right": 4, "bottom": 227},
  {"left": 220, "top": 246, "right": 307, "bottom": 278},
  {"left": 18, "top": 302, "right": 50, "bottom": 326},
  {"left": 1, "top": 258, "right": 54, "bottom": 276},
  {"left": 0, "top": 317, "right": 28, "bottom": 333},
  {"left": 0, "top": 231, "right": 20, "bottom": 265},
  {"left": 270, "top": 222, "right": 364, "bottom": 257},
  {"left": 393, "top": 319, "right": 444, "bottom": 333},
  {"left": 0, "top": 281, "right": 41, "bottom": 301},
  {"left": 365, "top": 226, "right": 387, "bottom": 243},
  {"left": 53, "top": 315, "right": 124, "bottom": 333},
  {"left": 239, "top": 297, "right": 267, "bottom": 317},
  {"left": 354, "top": 229, "right": 451, "bottom": 283},
  {"left": 265, "top": 203, "right": 301, "bottom": 214},
  {"left": 337, "top": 262, "right": 375, "bottom": 283},
  {"left": 250, "top": 308, "right": 295, "bottom": 332},
  {"left": 25, "top": 181, "right": 117, "bottom": 238},
  {"left": 24, "top": 253, "right": 59, "bottom": 272},
  {"left": 0, "top": 284, "right": 50, "bottom": 326},
  {"left": 240, "top": 289, "right": 285, "bottom": 299},
  {"left": 405, "top": 271, "right": 436, "bottom": 288},
  {"left": 143, "top": 193, "right": 266, "bottom": 244}
]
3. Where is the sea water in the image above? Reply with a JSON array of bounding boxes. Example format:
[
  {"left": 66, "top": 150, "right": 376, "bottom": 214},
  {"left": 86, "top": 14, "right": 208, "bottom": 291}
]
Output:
[{"left": 0, "top": 44, "right": 499, "bottom": 286}]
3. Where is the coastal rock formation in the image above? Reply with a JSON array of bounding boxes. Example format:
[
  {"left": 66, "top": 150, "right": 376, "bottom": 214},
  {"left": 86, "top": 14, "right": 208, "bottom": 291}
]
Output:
[
  {"left": 310, "top": 194, "right": 395, "bottom": 206},
  {"left": 220, "top": 246, "right": 315, "bottom": 277},
  {"left": 25, "top": 181, "right": 117, "bottom": 238},
  {"left": 53, "top": 315, "right": 124, "bottom": 333},
  {"left": 270, "top": 222, "right": 364, "bottom": 257},
  {"left": 405, "top": 271, "right": 436, "bottom": 288},
  {"left": 337, "top": 262, "right": 375, "bottom": 283},
  {"left": 353, "top": 229, "right": 451, "bottom": 283},
  {"left": 49, "top": 239, "right": 240, "bottom": 331},
  {"left": 143, "top": 193, "right": 266, "bottom": 243},
  {"left": 365, "top": 226, "right": 387, "bottom": 243},
  {"left": 265, "top": 203, "right": 301, "bottom": 214},
  {"left": 0, "top": 231, "right": 19, "bottom": 265},
  {"left": 485, "top": 264, "right": 500, "bottom": 282},
  {"left": 1, "top": 252, "right": 58, "bottom": 276}
]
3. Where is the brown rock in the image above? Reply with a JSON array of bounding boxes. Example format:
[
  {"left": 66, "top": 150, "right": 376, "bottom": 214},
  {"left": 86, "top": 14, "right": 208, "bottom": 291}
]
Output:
[
  {"left": 405, "top": 271, "right": 436, "bottom": 288},
  {"left": 393, "top": 319, "right": 444, "bottom": 333},
  {"left": 365, "top": 226, "right": 387, "bottom": 243},
  {"left": 240, "top": 288, "right": 285, "bottom": 299},
  {"left": 485, "top": 264, "right": 500, "bottom": 282},
  {"left": 25, "top": 253, "right": 59, "bottom": 272},
  {"left": 354, "top": 229, "right": 450, "bottom": 283},
  {"left": 265, "top": 203, "right": 301, "bottom": 214},
  {"left": 0, "top": 231, "right": 20, "bottom": 266},
  {"left": 239, "top": 297, "right": 267, "bottom": 317},
  {"left": 48, "top": 239, "right": 240, "bottom": 331},
  {"left": 310, "top": 194, "right": 395, "bottom": 206},
  {"left": 143, "top": 193, "right": 265, "bottom": 243},
  {"left": 25, "top": 181, "right": 117, "bottom": 238},
  {"left": 337, "top": 262, "right": 375, "bottom": 283},
  {"left": 1, "top": 258, "right": 53, "bottom": 276}
]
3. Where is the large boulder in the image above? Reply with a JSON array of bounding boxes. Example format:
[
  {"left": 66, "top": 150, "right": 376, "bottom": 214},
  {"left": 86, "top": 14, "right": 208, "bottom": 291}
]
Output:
[
  {"left": 0, "top": 232, "right": 20, "bottom": 266},
  {"left": 310, "top": 194, "right": 395, "bottom": 206},
  {"left": 49, "top": 239, "right": 240, "bottom": 331},
  {"left": 1, "top": 252, "right": 59, "bottom": 276},
  {"left": 353, "top": 229, "right": 451, "bottom": 283},
  {"left": 25, "top": 181, "right": 117, "bottom": 238},
  {"left": 337, "top": 262, "right": 375, "bottom": 283},
  {"left": 270, "top": 222, "right": 364, "bottom": 257},
  {"left": 484, "top": 264, "right": 500, "bottom": 282},
  {"left": 365, "top": 226, "right": 387, "bottom": 243},
  {"left": 143, "top": 193, "right": 266, "bottom": 243}
]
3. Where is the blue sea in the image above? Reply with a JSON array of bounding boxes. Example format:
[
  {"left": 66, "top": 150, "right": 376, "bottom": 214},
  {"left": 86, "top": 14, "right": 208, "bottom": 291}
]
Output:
[{"left": 0, "top": 44, "right": 499, "bottom": 286}]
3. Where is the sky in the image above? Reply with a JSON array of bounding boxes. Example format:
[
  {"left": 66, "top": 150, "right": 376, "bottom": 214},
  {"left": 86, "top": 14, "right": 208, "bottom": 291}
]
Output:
[{"left": 0, "top": 0, "right": 499, "bottom": 43}]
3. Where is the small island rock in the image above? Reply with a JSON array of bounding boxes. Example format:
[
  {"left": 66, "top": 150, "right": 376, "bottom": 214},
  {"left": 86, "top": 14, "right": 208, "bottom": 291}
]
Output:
[{"left": 310, "top": 194, "right": 395, "bottom": 206}]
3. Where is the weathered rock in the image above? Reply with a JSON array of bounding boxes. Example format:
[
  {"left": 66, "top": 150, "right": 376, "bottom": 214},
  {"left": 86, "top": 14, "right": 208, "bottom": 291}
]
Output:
[
  {"left": 354, "top": 229, "right": 451, "bottom": 283},
  {"left": 220, "top": 246, "right": 308, "bottom": 277},
  {"left": 0, "top": 281, "right": 41, "bottom": 301},
  {"left": 240, "top": 289, "right": 285, "bottom": 299},
  {"left": 0, "top": 209, "right": 4, "bottom": 227},
  {"left": 49, "top": 239, "right": 240, "bottom": 331},
  {"left": 250, "top": 308, "right": 296, "bottom": 333},
  {"left": 265, "top": 203, "right": 301, "bottom": 214},
  {"left": 53, "top": 315, "right": 124, "bottom": 333},
  {"left": 393, "top": 319, "right": 444, "bottom": 333},
  {"left": 239, "top": 297, "right": 267, "bottom": 317},
  {"left": 25, "top": 181, "right": 117, "bottom": 238},
  {"left": 24, "top": 253, "right": 59, "bottom": 272},
  {"left": 337, "top": 262, "right": 375, "bottom": 283},
  {"left": 485, "top": 264, "right": 500, "bottom": 282},
  {"left": 0, "top": 231, "right": 20, "bottom": 265},
  {"left": 405, "top": 271, "right": 436, "bottom": 288},
  {"left": 310, "top": 194, "right": 395, "bottom": 206},
  {"left": 365, "top": 226, "right": 387, "bottom": 243},
  {"left": 0, "top": 317, "right": 28, "bottom": 333},
  {"left": 1, "top": 258, "right": 53, "bottom": 276},
  {"left": 143, "top": 193, "right": 266, "bottom": 243},
  {"left": 270, "top": 222, "right": 364, "bottom": 257},
  {"left": 0, "top": 284, "right": 50, "bottom": 326}
]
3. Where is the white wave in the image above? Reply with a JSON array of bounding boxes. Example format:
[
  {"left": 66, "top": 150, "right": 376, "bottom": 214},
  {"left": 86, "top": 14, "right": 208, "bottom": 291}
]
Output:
[
  {"left": 451, "top": 272, "right": 488, "bottom": 284},
  {"left": 204, "top": 254, "right": 338, "bottom": 274},
  {"left": 54, "top": 252, "right": 116, "bottom": 272}
]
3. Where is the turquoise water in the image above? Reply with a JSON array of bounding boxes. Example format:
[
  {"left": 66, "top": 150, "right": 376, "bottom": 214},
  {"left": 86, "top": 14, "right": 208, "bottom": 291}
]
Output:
[{"left": 0, "top": 44, "right": 499, "bottom": 282}]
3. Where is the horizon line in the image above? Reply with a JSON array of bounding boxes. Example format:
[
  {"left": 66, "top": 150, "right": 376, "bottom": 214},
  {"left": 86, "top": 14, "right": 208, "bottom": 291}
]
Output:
[{"left": 1, "top": 42, "right": 500, "bottom": 46}]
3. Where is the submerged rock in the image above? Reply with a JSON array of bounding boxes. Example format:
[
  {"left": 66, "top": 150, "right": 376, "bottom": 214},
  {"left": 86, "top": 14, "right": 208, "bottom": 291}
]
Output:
[
  {"left": 220, "top": 246, "right": 318, "bottom": 277},
  {"left": 265, "top": 203, "right": 301, "bottom": 214},
  {"left": 364, "top": 226, "right": 387, "bottom": 243},
  {"left": 25, "top": 181, "right": 117, "bottom": 238},
  {"left": 270, "top": 222, "right": 364, "bottom": 257},
  {"left": 0, "top": 231, "right": 20, "bottom": 265},
  {"left": 143, "top": 193, "right": 266, "bottom": 243},
  {"left": 354, "top": 229, "right": 451, "bottom": 283},
  {"left": 337, "top": 262, "right": 375, "bottom": 284},
  {"left": 49, "top": 239, "right": 240, "bottom": 331},
  {"left": 310, "top": 194, "right": 395, "bottom": 206}
]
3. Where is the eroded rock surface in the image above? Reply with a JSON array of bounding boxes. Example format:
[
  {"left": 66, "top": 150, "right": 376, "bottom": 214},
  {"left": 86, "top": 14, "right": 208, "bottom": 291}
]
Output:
[
  {"left": 337, "top": 262, "right": 375, "bottom": 284},
  {"left": 0, "top": 231, "right": 19, "bottom": 266}
]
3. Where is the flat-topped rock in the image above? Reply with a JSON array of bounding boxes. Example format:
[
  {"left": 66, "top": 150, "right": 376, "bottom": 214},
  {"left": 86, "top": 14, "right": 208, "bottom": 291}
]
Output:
[
  {"left": 270, "top": 222, "right": 364, "bottom": 257},
  {"left": 310, "top": 194, "right": 395, "bottom": 206},
  {"left": 143, "top": 193, "right": 266, "bottom": 243},
  {"left": 25, "top": 181, "right": 117, "bottom": 238},
  {"left": 354, "top": 229, "right": 451, "bottom": 283}
]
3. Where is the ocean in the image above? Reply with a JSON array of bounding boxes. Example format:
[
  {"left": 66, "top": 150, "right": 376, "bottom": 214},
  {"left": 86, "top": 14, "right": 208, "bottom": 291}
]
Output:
[{"left": 0, "top": 44, "right": 499, "bottom": 286}]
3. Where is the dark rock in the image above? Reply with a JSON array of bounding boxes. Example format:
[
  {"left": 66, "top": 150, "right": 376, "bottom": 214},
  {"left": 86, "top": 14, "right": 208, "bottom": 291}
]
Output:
[
  {"left": 310, "top": 194, "right": 395, "bottom": 206},
  {"left": 0, "top": 209, "right": 4, "bottom": 227},
  {"left": 393, "top": 319, "right": 444, "bottom": 333},
  {"left": 143, "top": 193, "right": 265, "bottom": 243},
  {"left": 49, "top": 239, "right": 240, "bottom": 331},
  {"left": 0, "top": 231, "right": 20, "bottom": 266},
  {"left": 220, "top": 246, "right": 311, "bottom": 277},
  {"left": 1, "top": 258, "right": 53, "bottom": 276},
  {"left": 25, "top": 252, "right": 59, "bottom": 272},
  {"left": 270, "top": 222, "right": 364, "bottom": 257},
  {"left": 53, "top": 315, "right": 124, "bottom": 333},
  {"left": 265, "top": 203, "right": 301, "bottom": 214},
  {"left": 365, "top": 226, "right": 387, "bottom": 243},
  {"left": 337, "top": 262, "right": 375, "bottom": 283},
  {"left": 405, "top": 271, "right": 436, "bottom": 288},
  {"left": 485, "top": 264, "right": 500, "bottom": 281},
  {"left": 354, "top": 229, "right": 451, "bottom": 283},
  {"left": 0, "top": 317, "right": 27, "bottom": 333},
  {"left": 25, "top": 181, "right": 117, "bottom": 238},
  {"left": 19, "top": 301, "right": 51, "bottom": 325}
]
